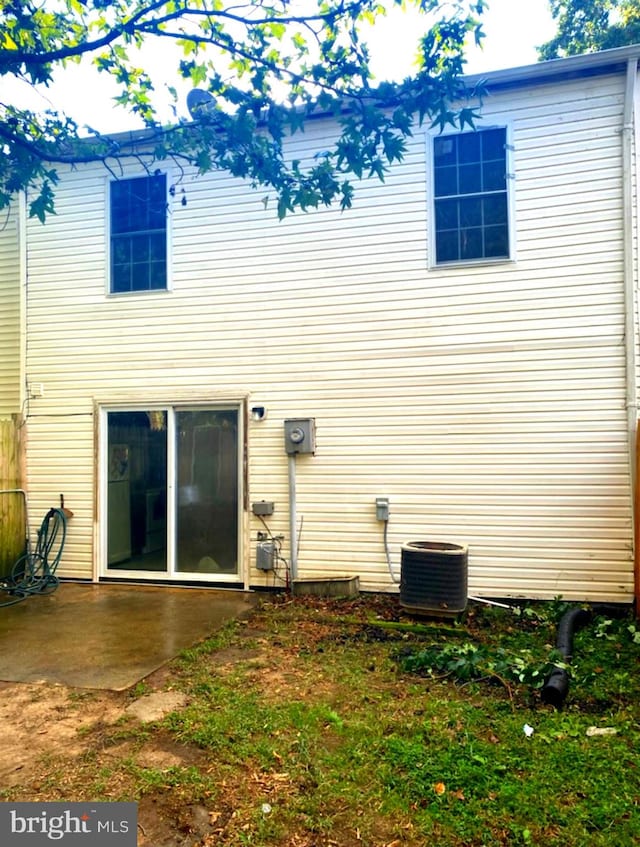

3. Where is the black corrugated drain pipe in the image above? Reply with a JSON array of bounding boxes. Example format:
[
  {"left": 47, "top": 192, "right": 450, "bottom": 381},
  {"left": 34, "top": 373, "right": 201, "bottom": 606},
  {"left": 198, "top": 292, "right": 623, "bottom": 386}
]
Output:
[{"left": 541, "top": 607, "right": 592, "bottom": 707}]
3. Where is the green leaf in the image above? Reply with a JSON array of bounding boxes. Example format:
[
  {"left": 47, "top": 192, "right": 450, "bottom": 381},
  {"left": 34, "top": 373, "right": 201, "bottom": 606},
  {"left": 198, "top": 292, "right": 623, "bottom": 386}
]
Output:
[{"left": 29, "top": 180, "right": 56, "bottom": 223}]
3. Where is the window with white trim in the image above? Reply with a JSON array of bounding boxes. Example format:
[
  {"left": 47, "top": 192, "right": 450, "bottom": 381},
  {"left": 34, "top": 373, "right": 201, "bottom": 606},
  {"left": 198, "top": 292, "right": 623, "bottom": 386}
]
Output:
[
  {"left": 110, "top": 174, "right": 167, "bottom": 293},
  {"left": 433, "top": 127, "right": 510, "bottom": 264}
]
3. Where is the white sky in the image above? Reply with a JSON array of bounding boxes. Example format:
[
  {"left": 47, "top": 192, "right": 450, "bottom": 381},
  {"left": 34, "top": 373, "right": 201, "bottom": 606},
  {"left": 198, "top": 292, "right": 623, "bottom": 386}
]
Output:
[
  {"left": 367, "top": 0, "right": 557, "bottom": 78},
  {"left": 6, "top": 0, "right": 556, "bottom": 134}
]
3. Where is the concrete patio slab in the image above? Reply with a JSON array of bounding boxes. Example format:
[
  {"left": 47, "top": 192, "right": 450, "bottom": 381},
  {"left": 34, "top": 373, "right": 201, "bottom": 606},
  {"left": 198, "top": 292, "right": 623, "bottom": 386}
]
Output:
[{"left": 0, "top": 582, "right": 258, "bottom": 690}]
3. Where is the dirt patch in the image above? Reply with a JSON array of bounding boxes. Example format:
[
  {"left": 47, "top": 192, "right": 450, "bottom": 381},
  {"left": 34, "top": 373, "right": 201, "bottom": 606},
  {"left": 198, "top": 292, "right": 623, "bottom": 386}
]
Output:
[{"left": 0, "top": 681, "right": 126, "bottom": 786}]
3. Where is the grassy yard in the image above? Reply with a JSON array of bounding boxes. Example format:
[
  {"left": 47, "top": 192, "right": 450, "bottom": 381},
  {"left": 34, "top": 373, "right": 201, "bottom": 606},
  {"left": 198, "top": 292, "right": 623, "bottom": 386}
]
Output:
[{"left": 3, "top": 593, "right": 640, "bottom": 846}]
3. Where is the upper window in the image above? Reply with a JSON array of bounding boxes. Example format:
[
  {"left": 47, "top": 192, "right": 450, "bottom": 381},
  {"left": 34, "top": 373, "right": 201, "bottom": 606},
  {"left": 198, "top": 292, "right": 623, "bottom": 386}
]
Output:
[
  {"left": 433, "top": 127, "right": 509, "bottom": 265},
  {"left": 110, "top": 174, "right": 167, "bottom": 293}
]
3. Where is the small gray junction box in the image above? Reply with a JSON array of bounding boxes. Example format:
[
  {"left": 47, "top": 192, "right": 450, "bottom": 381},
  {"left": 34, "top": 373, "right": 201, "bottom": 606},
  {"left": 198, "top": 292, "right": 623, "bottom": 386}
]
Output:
[{"left": 252, "top": 501, "right": 275, "bottom": 516}]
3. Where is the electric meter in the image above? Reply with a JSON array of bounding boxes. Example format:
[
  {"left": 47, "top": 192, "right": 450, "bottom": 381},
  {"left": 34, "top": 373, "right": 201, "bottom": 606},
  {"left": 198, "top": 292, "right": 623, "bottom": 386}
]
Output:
[{"left": 284, "top": 418, "right": 316, "bottom": 454}]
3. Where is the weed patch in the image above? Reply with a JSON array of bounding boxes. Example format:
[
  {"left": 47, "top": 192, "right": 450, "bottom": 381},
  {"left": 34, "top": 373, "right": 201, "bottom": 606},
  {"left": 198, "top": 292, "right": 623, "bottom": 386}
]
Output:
[{"left": 395, "top": 639, "right": 564, "bottom": 693}]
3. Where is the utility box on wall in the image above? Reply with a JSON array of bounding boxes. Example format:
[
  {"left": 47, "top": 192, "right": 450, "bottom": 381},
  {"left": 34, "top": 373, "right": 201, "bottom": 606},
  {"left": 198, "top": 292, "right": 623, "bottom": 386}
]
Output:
[
  {"left": 256, "top": 540, "right": 276, "bottom": 571},
  {"left": 284, "top": 418, "right": 316, "bottom": 454}
]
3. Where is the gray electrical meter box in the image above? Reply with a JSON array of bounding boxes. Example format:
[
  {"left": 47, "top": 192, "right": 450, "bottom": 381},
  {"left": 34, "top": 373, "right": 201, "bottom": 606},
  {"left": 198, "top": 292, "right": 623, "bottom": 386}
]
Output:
[{"left": 284, "top": 418, "right": 316, "bottom": 454}]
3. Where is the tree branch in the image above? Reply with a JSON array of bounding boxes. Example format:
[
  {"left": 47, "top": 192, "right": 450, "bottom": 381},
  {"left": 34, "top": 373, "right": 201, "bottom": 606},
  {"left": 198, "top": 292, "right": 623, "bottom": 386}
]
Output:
[
  {"left": 0, "top": 0, "right": 368, "bottom": 69},
  {"left": 136, "top": 26, "right": 368, "bottom": 101},
  {"left": 139, "top": 1, "right": 366, "bottom": 31},
  {"left": 0, "top": 0, "right": 484, "bottom": 220},
  {"left": 0, "top": 0, "right": 168, "bottom": 67}
]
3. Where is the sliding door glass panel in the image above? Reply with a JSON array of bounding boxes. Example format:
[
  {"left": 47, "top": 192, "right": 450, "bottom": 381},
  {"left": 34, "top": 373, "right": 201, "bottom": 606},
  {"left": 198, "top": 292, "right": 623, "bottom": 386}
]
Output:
[
  {"left": 106, "top": 411, "right": 168, "bottom": 572},
  {"left": 176, "top": 409, "right": 238, "bottom": 575}
]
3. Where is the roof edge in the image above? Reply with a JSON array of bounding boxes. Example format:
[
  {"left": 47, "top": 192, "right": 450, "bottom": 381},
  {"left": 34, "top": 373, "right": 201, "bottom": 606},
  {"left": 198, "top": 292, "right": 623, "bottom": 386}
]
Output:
[
  {"left": 93, "top": 45, "right": 640, "bottom": 146},
  {"left": 464, "top": 44, "right": 640, "bottom": 90}
]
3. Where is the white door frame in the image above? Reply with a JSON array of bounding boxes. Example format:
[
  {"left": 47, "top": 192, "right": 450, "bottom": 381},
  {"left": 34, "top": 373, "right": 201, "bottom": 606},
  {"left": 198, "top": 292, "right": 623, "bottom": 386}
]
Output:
[{"left": 98, "top": 402, "right": 245, "bottom": 587}]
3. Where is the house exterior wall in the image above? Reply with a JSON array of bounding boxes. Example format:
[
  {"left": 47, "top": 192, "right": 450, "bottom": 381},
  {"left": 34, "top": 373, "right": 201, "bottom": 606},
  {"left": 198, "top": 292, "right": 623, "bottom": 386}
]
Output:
[
  {"left": 21, "top": 65, "right": 637, "bottom": 601},
  {"left": 0, "top": 199, "right": 21, "bottom": 419}
]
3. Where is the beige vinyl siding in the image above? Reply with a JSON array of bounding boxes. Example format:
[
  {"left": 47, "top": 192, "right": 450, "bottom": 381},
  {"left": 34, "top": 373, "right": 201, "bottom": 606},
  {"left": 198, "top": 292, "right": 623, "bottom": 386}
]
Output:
[
  {"left": 0, "top": 200, "right": 21, "bottom": 418},
  {"left": 23, "top": 70, "right": 635, "bottom": 601}
]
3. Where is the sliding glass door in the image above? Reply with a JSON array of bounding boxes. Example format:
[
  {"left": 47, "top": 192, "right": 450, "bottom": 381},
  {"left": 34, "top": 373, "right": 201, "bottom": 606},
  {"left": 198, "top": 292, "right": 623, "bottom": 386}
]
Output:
[
  {"left": 103, "top": 406, "right": 241, "bottom": 582},
  {"left": 176, "top": 409, "right": 238, "bottom": 575}
]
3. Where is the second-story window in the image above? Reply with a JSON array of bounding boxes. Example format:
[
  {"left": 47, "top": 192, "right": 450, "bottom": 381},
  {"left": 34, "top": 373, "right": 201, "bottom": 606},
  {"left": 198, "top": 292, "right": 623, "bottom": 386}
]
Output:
[
  {"left": 110, "top": 174, "right": 167, "bottom": 293},
  {"left": 433, "top": 127, "right": 510, "bottom": 264}
]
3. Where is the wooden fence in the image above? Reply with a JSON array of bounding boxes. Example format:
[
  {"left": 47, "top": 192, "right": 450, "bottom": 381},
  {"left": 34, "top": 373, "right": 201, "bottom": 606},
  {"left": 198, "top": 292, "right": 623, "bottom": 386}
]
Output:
[
  {"left": 0, "top": 416, "right": 25, "bottom": 576},
  {"left": 636, "top": 425, "right": 640, "bottom": 613}
]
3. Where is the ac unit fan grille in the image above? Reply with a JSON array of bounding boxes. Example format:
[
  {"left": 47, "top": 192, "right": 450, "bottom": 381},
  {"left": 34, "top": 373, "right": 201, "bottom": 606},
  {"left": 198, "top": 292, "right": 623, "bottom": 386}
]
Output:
[{"left": 400, "top": 541, "right": 468, "bottom": 614}]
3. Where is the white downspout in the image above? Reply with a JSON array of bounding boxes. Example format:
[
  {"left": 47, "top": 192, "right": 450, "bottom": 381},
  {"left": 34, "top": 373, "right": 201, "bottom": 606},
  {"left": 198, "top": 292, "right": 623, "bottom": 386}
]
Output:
[
  {"left": 18, "top": 191, "right": 27, "bottom": 420},
  {"left": 622, "top": 58, "right": 638, "bottom": 594}
]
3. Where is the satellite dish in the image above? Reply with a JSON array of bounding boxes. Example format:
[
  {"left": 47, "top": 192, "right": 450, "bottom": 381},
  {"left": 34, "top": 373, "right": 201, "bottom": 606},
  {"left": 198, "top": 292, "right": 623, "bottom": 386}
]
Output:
[{"left": 187, "top": 89, "right": 215, "bottom": 119}]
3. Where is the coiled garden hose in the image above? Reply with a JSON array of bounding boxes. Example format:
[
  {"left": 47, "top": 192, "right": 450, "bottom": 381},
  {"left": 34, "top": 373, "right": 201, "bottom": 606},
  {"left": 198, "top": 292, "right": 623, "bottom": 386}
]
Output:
[{"left": 0, "top": 507, "right": 67, "bottom": 607}]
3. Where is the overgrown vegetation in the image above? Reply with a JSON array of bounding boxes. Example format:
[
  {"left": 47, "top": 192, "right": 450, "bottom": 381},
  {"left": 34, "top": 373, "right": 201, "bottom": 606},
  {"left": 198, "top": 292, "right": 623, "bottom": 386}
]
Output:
[{"left": 3, "top": 594, "right": 640, "bottom": 846}]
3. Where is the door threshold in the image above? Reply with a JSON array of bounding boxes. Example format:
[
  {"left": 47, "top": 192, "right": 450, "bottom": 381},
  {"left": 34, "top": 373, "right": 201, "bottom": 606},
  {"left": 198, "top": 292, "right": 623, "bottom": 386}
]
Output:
[{"left": 100, "top": 576, "right": 246, "bottom": 590}]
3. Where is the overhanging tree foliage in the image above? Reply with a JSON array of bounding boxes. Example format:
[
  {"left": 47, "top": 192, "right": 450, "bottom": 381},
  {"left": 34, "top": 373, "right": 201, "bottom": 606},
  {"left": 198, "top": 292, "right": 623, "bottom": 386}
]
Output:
[
  {"left": 0, "top": 0, "right": 485, "bottom": 221},
  {"left": 538, "top": 0, "right": 640, "bottom": 61}
]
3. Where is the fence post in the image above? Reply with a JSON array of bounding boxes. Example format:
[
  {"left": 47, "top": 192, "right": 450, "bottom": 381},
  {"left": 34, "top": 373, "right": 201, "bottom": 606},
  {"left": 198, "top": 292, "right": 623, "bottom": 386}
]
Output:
[
  {"left": 0, "top": 416, "right": 25, "bottom": 576},
  {"left": 635, "top": 423, "right": 640, "bottom": 614}
]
